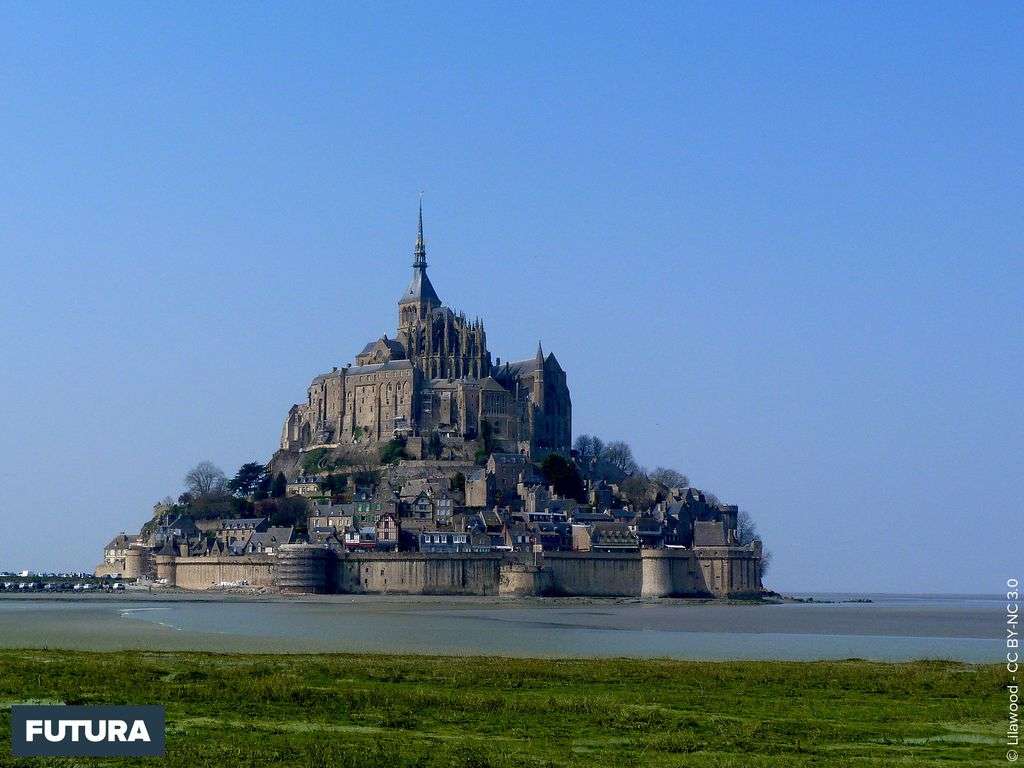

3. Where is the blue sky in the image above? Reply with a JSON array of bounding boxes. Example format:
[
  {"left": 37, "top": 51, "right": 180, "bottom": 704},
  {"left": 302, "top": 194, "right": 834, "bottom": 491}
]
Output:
[{"left": 0, "top": 2, "right": 1020, "bottom": 592}]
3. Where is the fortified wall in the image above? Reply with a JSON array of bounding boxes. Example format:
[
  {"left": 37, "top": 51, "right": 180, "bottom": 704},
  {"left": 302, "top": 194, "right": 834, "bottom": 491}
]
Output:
[
  {"left": 156, "top": 545, "right": 761, "bottom": 598},
  {"left": 154, "top": 554, "right": 275, "bottom": 590}
]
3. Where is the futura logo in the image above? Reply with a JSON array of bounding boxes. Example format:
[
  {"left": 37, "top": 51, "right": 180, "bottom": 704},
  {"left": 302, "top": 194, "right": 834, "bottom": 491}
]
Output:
[
  {"left": 11, "top": 705, "right": 165, "bottom": 757},
  {"left": 24, "top": 717, "right": 151, "bottom": 742}
]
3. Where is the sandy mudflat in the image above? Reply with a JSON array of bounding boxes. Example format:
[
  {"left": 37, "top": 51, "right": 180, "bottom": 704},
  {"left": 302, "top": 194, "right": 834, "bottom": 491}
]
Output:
[{"left": 0, "top": 592, "right": 1001, "bottom": 660}]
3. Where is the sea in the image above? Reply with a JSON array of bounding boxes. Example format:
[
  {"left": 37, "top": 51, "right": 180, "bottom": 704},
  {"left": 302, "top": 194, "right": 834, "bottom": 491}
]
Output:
[{"left": 0, "top": 592, "right": 1002, "bottom": 661}]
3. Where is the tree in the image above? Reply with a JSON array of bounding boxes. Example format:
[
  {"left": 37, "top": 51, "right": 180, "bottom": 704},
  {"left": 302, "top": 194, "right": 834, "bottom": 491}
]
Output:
[
  {"left": 601, "top": 441, "right": 639, "bottom": 476},
  {"left": 450, "top": 471, "right": 466, "bottom": 494},
  {"left": 649, "top": 467, "right": 689, "bottom": 489},
  {"left": 736, "top": 509, "right": 772, "bottom": 579},
  {"left": 573, "top": 434, "right": 605, "bottom": 470},
  {"left": 759, "top": 548, "right": 773, "bottom": 578},
  {"left": 619, "top": 472, "right": 655, "bottom": 511},
  {"left": 256, "top": 495, "right": 309, "bottom": 528},
  {"left": 270, "top": 471, "right": 287, "bottom": 499},
  {"left": 379, "top": 438, "right": 406, "bottom": 465},
  {"left": 736, "top": 509, "right": 759, "bottom": 545},
  {"left": 540, "top": 453, "right": 585, "bottom": 502},
  {"left": 318, "top": 474, "right": 348, "bottom": 497},
  {"left": 227, "top": 462, "right": 269, "bottom": 499},
  {"left": 189, "top": 493, "right": 251, "bottom": 521},
  {"left": 254, "top": 472, "right": 273, "bottom": 500},
  {"left": 184, "top": 461, "right": 227, "bottom": 499},
  {"left": 427, "top": 430, "right": 443, "bottom": 459}
]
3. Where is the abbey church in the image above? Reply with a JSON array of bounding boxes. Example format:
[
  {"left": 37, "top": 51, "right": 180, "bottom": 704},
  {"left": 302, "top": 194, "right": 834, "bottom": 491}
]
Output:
[{"left": 279, "top": 205, "right": 572, "bottom": 460}]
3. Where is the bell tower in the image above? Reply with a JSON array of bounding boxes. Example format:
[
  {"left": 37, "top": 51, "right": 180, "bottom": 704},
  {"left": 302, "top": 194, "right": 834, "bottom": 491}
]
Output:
[{"left": 398, "top": 198, "right": 441, "bottom": 331}]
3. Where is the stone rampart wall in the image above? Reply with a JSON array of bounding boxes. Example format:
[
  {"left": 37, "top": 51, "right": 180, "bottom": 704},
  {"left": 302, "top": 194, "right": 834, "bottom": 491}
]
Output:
[
  {"left": 158, "top": 547, "right": 761, "bottom": 597},
  {"left": 168, "top": 555, "right": 275, "bottom": 590},
  {"left": 334, "top": 553, "right": 504, "bottom": 595}
]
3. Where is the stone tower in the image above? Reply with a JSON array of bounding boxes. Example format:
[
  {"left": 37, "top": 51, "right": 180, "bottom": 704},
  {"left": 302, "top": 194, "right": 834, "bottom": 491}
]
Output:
[{"left": 397, "top": 199, "right": 441, "bottom": 331}]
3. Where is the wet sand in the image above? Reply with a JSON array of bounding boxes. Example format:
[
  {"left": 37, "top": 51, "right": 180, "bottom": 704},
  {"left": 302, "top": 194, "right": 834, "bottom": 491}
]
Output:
[{"left": 0, "top": 592, "right": 1001, "bottom": 661}]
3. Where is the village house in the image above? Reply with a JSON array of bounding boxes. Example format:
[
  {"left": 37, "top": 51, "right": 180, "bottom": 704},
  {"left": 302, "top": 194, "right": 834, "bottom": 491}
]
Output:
[
  {"left": 307, "top": 501, "right": 356, "bottom": 531},
  {"left": 418, "top": 529, "right": 470, "bottom": 553},
  {"left": 103, "top": 533, "right": 136, "bottom": 566},
  {"left": 214, "top": 517, "right": 268, "bottom": 547},
  {"left": 286, "top": 476, "right": 323, "bottom": 498},
  {"left": 375, "top": 512, "right": 400, "bottom": 551},
  {"left": 589, "top": 522, "right": 639, "bottom": 553},
  {"left": 242, "top": 526, "right": 296, "bottom": 555}
]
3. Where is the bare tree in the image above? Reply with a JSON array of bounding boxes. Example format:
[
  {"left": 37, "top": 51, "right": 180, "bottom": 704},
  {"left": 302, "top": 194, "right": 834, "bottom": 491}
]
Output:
[
  {"left": 736, "top": 508, "right": 759, "bottom": 545},
  {"left": 573, "top": 434, "right": 604, "bottom": 475},
  {"left": 649, "top": 467, "right": 689, "bottom": 489},
  {"left": 601, "top": 440, "right": 638, "bottom": 476},
  {"left": 736, "top": 508, "right": 772, "bottom": 578},
  {"left": 184, "top": 461, "right": 227, "bottom": 499},
  {"left": 759, "top": 548, "right": 773, "bottom": 578}
]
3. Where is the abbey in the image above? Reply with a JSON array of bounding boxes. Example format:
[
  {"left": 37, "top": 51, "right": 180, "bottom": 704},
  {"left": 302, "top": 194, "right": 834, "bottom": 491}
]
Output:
[{"left": 279, "top": 205, "right": 572, "bottom": 460}]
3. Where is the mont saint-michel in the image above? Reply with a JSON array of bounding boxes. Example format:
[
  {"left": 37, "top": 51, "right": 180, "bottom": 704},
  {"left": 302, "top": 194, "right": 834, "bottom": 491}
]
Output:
[
  {"left": 279, "top": 202, "right": 571, "bottom": 461},
  {"left": 95, "top": 207, "right": 764, "bottom": 599}
]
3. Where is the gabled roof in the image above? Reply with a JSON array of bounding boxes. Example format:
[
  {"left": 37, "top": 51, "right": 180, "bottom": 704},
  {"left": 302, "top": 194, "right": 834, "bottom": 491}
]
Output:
[
  {"left": 590, "top": 522, "right": 639, "bottom": 547},
  {"left": 250, "top": 526, "right": 295, "bottom": 549},
  {"left": 219, "top": 517, "right": 267, "bottom": 530},
  {"left": 358, "top": 336, "right": 406, "bottom": 357}
]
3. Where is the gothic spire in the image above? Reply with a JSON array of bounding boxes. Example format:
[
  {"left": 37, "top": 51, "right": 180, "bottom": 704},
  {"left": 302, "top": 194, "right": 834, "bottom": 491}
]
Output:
[
  {"left": 414, "top": 193, "right": 426, "bottom": 268},
  {"left": 399, "top": 195, "right": 441, "bottom": 308},
  {"left": 536, "top": 340, "right": 544, "bottom": 361}
]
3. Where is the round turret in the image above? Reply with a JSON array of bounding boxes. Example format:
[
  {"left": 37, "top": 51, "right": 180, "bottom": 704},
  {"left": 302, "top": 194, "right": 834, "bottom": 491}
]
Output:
[
  {"left": 275, "top": 544, "right": 332, "bottom": 594},
  {"left": 640, "top": 549, "right": 673, "bottom": 598},
  {"left": 123, "top": 544, "right": 147, "bottom": 580}
]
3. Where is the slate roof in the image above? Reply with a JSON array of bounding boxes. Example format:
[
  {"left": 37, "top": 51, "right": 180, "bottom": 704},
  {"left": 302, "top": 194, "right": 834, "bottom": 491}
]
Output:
[
  {"left": 345, "top": 360, "right": 414, "bottom": 376},
  {"left": 590, "top": 522, "right": 639, "bottom": 549},
  {"left": 219, "top": 517, "right": 267, "bottom": 531},
  {"left": 497, "top": 358, "right": 541, "bottom": 379},
  {"left": 250, "top": 526, "right": 295, "bottom": 549},
  {"left": 693, "top": 520, "right": 727, "bottom": 546},
  {"left": 399, "top": 266, "right": 441, "bottom": 305},
  {"left": 358, "top": 337, "right": 406, "bottom": 357}
]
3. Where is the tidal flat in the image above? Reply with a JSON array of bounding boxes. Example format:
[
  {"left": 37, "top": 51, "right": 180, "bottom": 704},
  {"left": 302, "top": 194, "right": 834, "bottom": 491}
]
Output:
[
  {"left": 0, "top": 650, "right": 1008, "bottom": 767},
  {"left": 0, "top": 592, "right": 1000, "bottom": 661}
]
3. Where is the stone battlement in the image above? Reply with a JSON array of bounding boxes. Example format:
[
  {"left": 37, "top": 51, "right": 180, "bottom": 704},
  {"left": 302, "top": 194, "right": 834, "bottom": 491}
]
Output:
[{"left": 157, "top": 545, "right": 761, "bottom": 598}]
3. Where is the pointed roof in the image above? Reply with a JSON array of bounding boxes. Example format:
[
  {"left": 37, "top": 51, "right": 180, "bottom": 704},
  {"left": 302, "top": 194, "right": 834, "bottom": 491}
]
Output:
[
  {"left": 414, "top": 195, "right": 426, "bottom": 268},
  {"left": 399, "top": 198, "right": 441, "bottom": 306}
]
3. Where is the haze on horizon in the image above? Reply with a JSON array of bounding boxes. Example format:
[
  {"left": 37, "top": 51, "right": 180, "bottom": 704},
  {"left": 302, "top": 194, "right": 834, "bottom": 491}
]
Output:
[{"left": 0, "top": 3, "right": 1019, "bottom": 593}]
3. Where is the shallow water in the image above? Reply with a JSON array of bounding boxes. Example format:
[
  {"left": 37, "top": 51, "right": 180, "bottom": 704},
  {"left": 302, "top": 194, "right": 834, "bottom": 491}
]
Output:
[{"left": 0, "top": 593, "right": 1002, "bottom": 661}]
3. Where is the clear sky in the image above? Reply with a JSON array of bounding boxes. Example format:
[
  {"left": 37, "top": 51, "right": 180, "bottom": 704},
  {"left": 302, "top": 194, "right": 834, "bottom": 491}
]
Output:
[{"left": 0, "top": 3, "right": 1020, "bottom": 592}]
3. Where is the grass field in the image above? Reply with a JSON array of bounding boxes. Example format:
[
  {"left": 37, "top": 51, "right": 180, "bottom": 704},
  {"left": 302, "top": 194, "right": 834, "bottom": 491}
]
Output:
[{"left": 0, "top": 650, "right": 1008, "bottom": 767}]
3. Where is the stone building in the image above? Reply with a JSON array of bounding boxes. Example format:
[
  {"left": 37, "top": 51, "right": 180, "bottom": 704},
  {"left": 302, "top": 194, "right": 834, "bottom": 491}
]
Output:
[{"left": 279, "top": 204, "right": 572, "bottom": 460}]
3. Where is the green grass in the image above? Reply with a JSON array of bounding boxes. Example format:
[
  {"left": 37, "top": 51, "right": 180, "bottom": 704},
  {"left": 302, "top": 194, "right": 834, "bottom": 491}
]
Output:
[{"left": 0, "top": 651, "right": 1008, "bottom": 767}]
